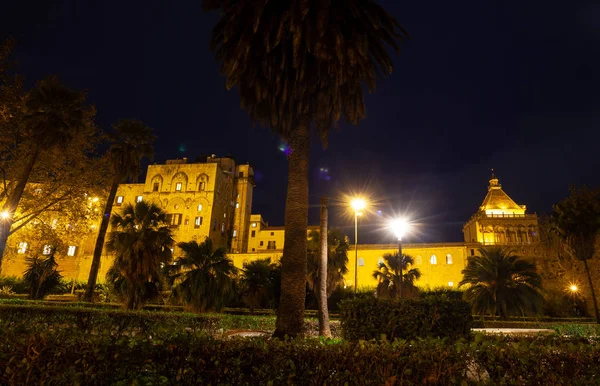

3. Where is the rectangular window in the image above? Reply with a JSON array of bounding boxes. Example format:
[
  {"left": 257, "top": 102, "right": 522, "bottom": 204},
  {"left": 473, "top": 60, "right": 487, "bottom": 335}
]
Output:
[
  {"left": 239, "top": 171, "right": 244, "bottom": 178},
  {"left": 136, "top": 196, "right": 143, "bottom": 203},
  {"left": 260, "top": 241, "right": 264, "bottom": 246},
  {"left": 251, "top": 230, "right": 256, "bottom": 237},
  {"left": 194, "top": 216, "right": 203, "bottom": 228},
  {"left": 67, "top": 246, "right": 77, "bottom": 257},
  {"left": 42, "top": 245, "right": 52, "bottom": 255},
  {"left": 153, "top": 183, "right": 159, "bottom": 192},
  {"left": 116, "top": 196, "right": 124, "bottom": 205},
  {"left": 233, "top": 230, "right": 237, "bottom": 237},
  {"left": 235, "top": 202, "right": 239, "bottom": 209},
  {"left": 199, "top": 182, "right": 206, "bottom": 191},
  {"left": 270, "top": 232, "right": 274, "bottom": 236},
  {"left": 175, "top": 182, "right": 182, "bottom": 191},
  {"left": 169, "top": 214, "right": 182, "bottom": 226},
  {"left": 470, "top": 249, "right": 475, "bottom": 256},
  {"left": 221, "top": 223, "right": 225, "bottom": 234},
  {"left": 17, "top": 242, "right": 28, "bottom": 254},
  {"left": 197, "top": 204, "right": 203, "bottom": 212},
  {"left": 184, "top": 218, "right": 189, "bottom": 226},
  {"left": 267, "top": 241, "right": 277, "bottom": 250}
]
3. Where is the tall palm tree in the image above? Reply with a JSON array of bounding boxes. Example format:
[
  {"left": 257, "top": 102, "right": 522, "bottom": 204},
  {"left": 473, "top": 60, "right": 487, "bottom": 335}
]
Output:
[
  {"left": 459, "top": 248, "right": 543, "bottom": 319},
  {"left": 0, "top": 76, "right": 94, "bottom": 270},
  {"left": 373, "top": 253, "right": 421, "bottom": 299},
  {"left": 204, "top": 0, "right": 407, "bottom": 338},
  {"left": 167, "top": 238, "right": 238, "bottom": 313},
  {"left": 241, "top": 258, "right": 277, "bottom": 313},
  {"left": 550, "top": 187, "right": 600, "bottom": 323},
  {"left": 84, "top": 120, "right": 155, "bottom": 301},
  {"left": 106, "top": 201, "right": 173, "bottom": 310},
  {"left": 307, "top": 229, "right": 349, "bottom": 297}
]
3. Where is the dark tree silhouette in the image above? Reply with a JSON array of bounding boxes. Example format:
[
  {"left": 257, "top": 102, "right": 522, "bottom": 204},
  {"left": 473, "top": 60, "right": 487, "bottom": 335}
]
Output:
[{"left": 373, "top": 253, "right": 421, "bottom": 299}]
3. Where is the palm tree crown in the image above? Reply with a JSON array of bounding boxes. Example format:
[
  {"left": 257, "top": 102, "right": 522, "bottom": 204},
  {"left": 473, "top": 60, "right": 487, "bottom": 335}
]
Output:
[
  {"left": 373, "top": 253, "right": 421, "bottom": 299},
  {"left": 459, "top": 248, "right": 543, "bottom": 319},
  {"left": 168, "top": 238, "right": 238, "bottom": 312},
  {"left": 107, "top": 201, "right": 173, "bottom": 309},
  {"left": 307, "top": 229, "right": 349, "bottom": 297},
  {"left": 107, "top": 120, "right": 156, "bottom": 182}
]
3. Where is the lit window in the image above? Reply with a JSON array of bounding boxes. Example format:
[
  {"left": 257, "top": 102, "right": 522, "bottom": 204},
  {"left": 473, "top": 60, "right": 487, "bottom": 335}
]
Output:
[
  {"left": 197, "top": 204, "right": 203, "bottom": 212},
  {"left": 446, "top": 254, "right": 453, "bottom": 264},
  {"left": 42, "top": 245, "right": 52, "bottom": 255},
  {"left": 184, "top": 217, "right": 189, "bottom": 226},
  {"left": 17, "top": 242, "right": 28, "bottom": 254},
  {"left": 224, "top": 213, "right": 226, "bottom": 218},
  {"left": 136, "top": 196, "right": 143, "bottom": 203},
  {"left": 448, "top": 281, "right": 454, "bottom": 287},
  {"left": 236, "top": 202, "right": 239, "bottom": 209},
  {"left": 67, "top": 246, "right": 77, "bottom": 256},
  {"left": 233, "top": 230, "right": 237, "bottom": 237},
  {"left": 252, "top": 223, "right": 257, "bottom": 228},
  {"left": 176, "top": 182, "right": 182, "bottom": 191},
  {"left": 430, "top": 255, "right": 437, "bottom": 265},
  {"left": 194, "top": 217, "right": 202, "bottom": 228},
  {"left": 199, "top": 182, "right": 206, "bottom": 191},
  {"left": 116, "top": 196, "right": 124, "bottom": 205},
  {"left": 378, "top": 257, "right": 384, "bottom": 265},
  {"left": 358, "top": 258, "right": 365, "bottom": 267},
  {"left": 221, "top": 223, "right": 225, "bottom": 234},
  {"left": 251, "top": 230, "right": 256, "bottom": 237},
  {"left": 415, "top": 255, "right": 423, "bottom": 265}
]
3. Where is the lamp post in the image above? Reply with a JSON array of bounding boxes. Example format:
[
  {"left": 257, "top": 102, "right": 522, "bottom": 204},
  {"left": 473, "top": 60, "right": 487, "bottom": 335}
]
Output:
[
  {"left": 570, "top": 284, "right": 579, "bottom": 308},
  {"left": 389, "top": 218, "right": 410, "bottom": 299},
  {"left": 350, "top": 198, "right": 366, "bottom": 293}
]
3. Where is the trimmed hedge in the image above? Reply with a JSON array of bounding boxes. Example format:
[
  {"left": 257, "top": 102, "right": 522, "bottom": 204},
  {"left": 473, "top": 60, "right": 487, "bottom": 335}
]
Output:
[
  {"left": 340, "top": 296, "right": 473, "bottom": 341},
  {"left": 1, "top": 328, "right": 600, "bottom": 384}
]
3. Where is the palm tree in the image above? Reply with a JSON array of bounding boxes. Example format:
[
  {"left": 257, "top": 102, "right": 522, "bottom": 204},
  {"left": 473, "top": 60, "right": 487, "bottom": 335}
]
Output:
[
  {"left": 550, "top": 187, "right": 600, "bottom": 323},
  {"left": 373, "top": 253, "right": 421, "bottom": 299},
  {"left": 23, "top": 250, "right": 63, "bottom": 300},
  {"left": 167, "top": 238, "right": 238, "bottom": 313},
  {"left": 459, "top": 248, "right": 543, "bottom": 319},
  {"left": 307, "top": 229, "right": 349, "bottom": 297},
  {"left": 204, "top": 0, "right": 407, "bottom": 338},
  {"left": 0, "top": 76, "right": 94, "bottom": 270},
  {"left": 106, "top": 201, "right": 173, "bottom": 310},
  {"left": 241, "top": 258, "right": 277, "bottom": 313},
  {"left": 84, "top": 120, "right": 155, "bottom": 302}
]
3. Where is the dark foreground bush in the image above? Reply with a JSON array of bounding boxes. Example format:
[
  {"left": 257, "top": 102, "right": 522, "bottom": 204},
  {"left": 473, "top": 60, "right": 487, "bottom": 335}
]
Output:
[
  {"left": 1, "top": 328, "right": 599, "bottom": 385},
  {"left": 340, "top": 296, "right": 472, "bottom": 341}
]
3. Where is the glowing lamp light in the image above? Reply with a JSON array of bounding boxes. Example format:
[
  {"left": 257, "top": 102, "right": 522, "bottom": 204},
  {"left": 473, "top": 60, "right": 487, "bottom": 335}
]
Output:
[
  {"left": 570, "top": 284, "right": 578, "bottom": 293},
  {"left": 350, "top": 198, "right": 367, "bottom": 214},
  {"left": 0, "top": 211, "right": 9, "bottom": 220},
  {"left": 389, "top": 218, "right": 410, "bottom": 240},
  {"left": 92, "top": 197, "right": 99, "bottom": 203}
]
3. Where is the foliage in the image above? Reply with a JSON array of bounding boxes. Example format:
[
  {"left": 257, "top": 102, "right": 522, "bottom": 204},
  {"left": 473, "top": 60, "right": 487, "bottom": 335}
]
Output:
[
  {"left": 419, "top": 287, "right": 465, "bottom": 300},
  {"left": 22, "top": 251, "right": 63, "bottom": 300},
  {"left": 0, "top": 275, "right": 28, "bottom": 294},
  {"left": 373, "top": 252, "right": 421, "bottom": 299},
  {"left": 240, "top": 258, "right": 278, "bottom": 312},
  {"left": 167, "top": 238, "right": 237, "bottom": 313},
  {"left": 339, "top": 296, "right": 473, "bottom": 341},
  {"left": 460, "top": 247, "right": 544, "bottom": 319},
  {"left": 106, "top": 201, "right": 174, "bottom": 309},
  {"left": 306, "top": 229, "right": 349, "bottom": 297}
]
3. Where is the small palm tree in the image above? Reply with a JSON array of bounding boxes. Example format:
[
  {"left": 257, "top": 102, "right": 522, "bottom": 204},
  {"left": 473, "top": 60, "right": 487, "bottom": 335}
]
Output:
[
  {"left": 459, "top": 248, "right": 543, "bottom": 319},
  {"left": 84, "top": 120, "right": 155, "bottom": 301},
  {"left": 23, "top": 250, "right": 63, "bottom": 300},
  {"left": 307, "top": 229, "right": 349, "bottom": 297},
  {"left": 373, "top": 253, "right": 421, "bottom": 299},
  {"left": 168, "top": 238, "right": 238, "bottom": 313},
  {"left": 106, "top": 201, "right": 173, "bottom": 310},
  {"left": 241, "top": 258, "right": 277, "bottom": 313}
]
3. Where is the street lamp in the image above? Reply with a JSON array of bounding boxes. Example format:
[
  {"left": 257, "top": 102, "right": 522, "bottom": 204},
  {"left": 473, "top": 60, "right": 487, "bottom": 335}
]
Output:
[
  {"left": 389, "top": 218, "right": 410, "bottom": 299},
  {"left": 350, "top": 198, "right": 367, "bottom": 293},
  {"left": 0, "top": 211, "right": 9, "bottom": 220},
  {"left": 569, "top": 284, "right": 579, "bottom": 308}
]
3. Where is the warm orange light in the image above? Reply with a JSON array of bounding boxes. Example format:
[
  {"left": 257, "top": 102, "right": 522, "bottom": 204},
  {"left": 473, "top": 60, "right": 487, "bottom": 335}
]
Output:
[
  {"left": 350, "top": 198, "right": 367, "bottom": 214},
  {"left": 0, "top": 211, "right": 9, "bottom": 220},
  {"left": 389, "top": 218, "right": 411, "bottom": 240},
  {"left": 570, "top": 284, "right": 578, "bottom": 293}
]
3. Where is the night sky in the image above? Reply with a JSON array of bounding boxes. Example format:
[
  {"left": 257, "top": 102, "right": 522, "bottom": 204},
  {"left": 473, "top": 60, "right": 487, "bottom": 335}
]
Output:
[{"left": 2, "top": 1, "right": 599, "bottom": 243}]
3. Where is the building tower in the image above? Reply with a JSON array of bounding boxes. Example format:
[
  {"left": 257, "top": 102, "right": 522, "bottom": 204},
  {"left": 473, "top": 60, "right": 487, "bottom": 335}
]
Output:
[
  {"left": 231, "top": 164, "right": 254, "bottom": 253},
  {"left": 463, "top": 171, "right": 539, "bottom": 246}
]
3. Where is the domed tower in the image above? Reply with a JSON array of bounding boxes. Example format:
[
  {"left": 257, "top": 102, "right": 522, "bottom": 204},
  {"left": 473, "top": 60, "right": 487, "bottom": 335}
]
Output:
[{"left": 463, "top": 171, "right": 539, "bottom": 246}]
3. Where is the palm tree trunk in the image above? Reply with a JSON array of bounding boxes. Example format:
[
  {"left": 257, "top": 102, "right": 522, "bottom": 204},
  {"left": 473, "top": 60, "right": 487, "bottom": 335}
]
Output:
[
  {"left": 84, "top": 178, "right": 120, "bottom": 302},
  {"left": 273, "top": 123, "right": 310, "bottom": 339},
  {"left": 582, "top": 258, "right": 600, "bottom": 324},
  {"left": 318, "top": 196, "right": 331, "bottom": 337},
  {"left": 0, "top": 145, "right": 41, "bottom": 273}
]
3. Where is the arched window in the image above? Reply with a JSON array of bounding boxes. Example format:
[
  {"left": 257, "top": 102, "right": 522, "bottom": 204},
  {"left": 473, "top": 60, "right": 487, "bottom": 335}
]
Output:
[
  {"left": 430, "top": 255, "right": 437, "bottom": 265},
  {"left": 199, "top": 181, "right": 206, "bottom": 191},
  {"left": 197, "top": 204, "right": 203, "bottom": 212},
  {"left": 415, "top": 255, "right": 423, "bottom": 265},
  {"left": 358, "top": 258, "right": 365, "bottom": 267},
  {"left": 446, "top": 254, "right": 453, "bottom": 264}
]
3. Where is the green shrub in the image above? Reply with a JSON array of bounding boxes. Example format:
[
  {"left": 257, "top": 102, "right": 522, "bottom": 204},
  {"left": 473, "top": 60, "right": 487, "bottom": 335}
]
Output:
[
  {"left": 23, "top": 252, "right": 63, "bottom": 299},
  {"left": 340, "top": 296, "right": 472, "bottom": 341},
  {"left": 1, "top": 329, "right": 599, "bottom": 384},
  {"left": 0, "top": 276, "right": 28, "bottom": 294},
  {"left": 419, "top": 287, "right": 464, "bottom": 300}
]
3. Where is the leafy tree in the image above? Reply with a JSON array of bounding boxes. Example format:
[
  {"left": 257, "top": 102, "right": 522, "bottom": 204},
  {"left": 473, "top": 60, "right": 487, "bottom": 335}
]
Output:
[
  {"left": 23, "top": 250, "right": 63, "bottom": 300},
  {"left": 168, "top": 238, "right": 238, "bottom": 313},
  {"left": 373, "top": 253, "right": 421, "bottom": 299},
  {"left": 84, "top": 120, "right": 155, "bottom": 301},
  {"left": 240, "top": 258, "right": 278, "bottom": 313},
  {"left": 550, "top": 187, "right": 600, "bottom": 323},
  {"left": 307, "top": 229, "right": 349, "bottom": 297},
  {"left": 106, "top": 201, "right": 174, "bottom": 310},
  {"left": 204, "top": 0, "right": 407, "bottom": 338},
  {"left": 0, "top": 76, "right": 96, "bottom": 271},
  {"left": 459, "top": 248, "right": 543, "bottom": 319}
]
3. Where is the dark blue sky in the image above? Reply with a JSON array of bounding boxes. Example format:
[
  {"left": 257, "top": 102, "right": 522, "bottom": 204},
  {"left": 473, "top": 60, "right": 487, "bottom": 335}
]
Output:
[{"left": 2, "top": 0, "right": 599, "bottom": 243}]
